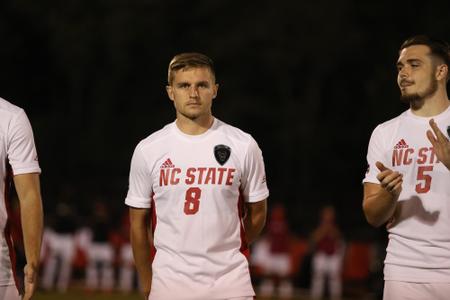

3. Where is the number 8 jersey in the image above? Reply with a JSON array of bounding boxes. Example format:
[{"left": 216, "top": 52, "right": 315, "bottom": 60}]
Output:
[
  {"left": 363, "top": 107, "right": 450, "bottom": 283},
  {"left": 125, "top": 118, "right": 269, "bottom": 300}
]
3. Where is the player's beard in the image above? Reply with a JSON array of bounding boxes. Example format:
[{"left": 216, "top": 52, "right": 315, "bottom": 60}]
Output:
[{"left": 400, "top": 77, "right": 438, "bottom": 110}]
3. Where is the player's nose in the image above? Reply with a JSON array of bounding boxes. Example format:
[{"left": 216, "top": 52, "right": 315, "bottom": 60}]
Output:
[
  {"left": 189, "top": 87, "right": 199, "bottom": 97},
  {"left": 398, "top": 66, "right": 410, "bottom": 79}
]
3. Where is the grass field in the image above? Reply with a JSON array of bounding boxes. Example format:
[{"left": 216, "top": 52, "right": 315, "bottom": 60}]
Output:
[
  {"left": 33, "top": 293, "right": 313, "bottom": 300},
  {"left": 35, "top": 291, "right": 142, "bottom": 300},
  {"left": 34, "top": 290, "right": 365, "bottom": 300},
  {"left": 34, "top": 292, "right": 293, "bottom": 300},
  {"left": 34, "top": 292, "right": 288, "bottom": 300}
]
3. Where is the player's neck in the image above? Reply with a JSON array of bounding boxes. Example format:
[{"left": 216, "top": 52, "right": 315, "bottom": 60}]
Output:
[
  {"left": 410, "top": 89, "right": 449, "bottom": 117},
  {"left": 175, "top": 114, "right": 214, "bottom": 135}
]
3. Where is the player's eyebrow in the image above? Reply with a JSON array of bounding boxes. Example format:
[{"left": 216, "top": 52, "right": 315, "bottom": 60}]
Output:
[
  {"left": 397, "top": 58, "right": 422, "bottom": 65},
  {"left": 397, "top": 58, "right": 422, "bottom": 67},
  {"left": 177, "top": 80, "right": 210, "bottom": 86},
  {"left": 196, "top": 80, "right": 210, "bottom": 86},
  {"left": 175, "top": 81, "right": 190, "bottom": 87},
  {"left": 406, "top": 58, "right": 422, "bottom": 64}
]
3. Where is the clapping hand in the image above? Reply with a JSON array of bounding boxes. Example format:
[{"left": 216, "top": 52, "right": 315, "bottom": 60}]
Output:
[
  {"left": 376, "top": 162, "right": 403, "bottom": 199},
  {"left": 426, "top": 119, "right": 450, "bottom": 170}
]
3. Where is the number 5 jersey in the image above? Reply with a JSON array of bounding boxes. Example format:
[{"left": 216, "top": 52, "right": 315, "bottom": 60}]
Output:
[
  {"left": 363, "top": 106, "right": 450, "bottom": 283},
  {"left": 125, "top": 118, "right": 269, "bottom": 300}
]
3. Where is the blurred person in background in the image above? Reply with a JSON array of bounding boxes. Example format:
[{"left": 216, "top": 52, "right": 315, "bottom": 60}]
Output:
[
  {"left": 252, "top": 203, "right": 293, "bottom": 298},
  {"left": 310, "top": 205, "right": 344, "bottom": 300},
  {"left": 41, "top": 201, "right": 77, "bottom": 292},
  {"left": 0, "top": 97, "right": 43, "bottom": 300},
  {"left": 125, "top": 52, "right": 269, "bottom": 300},
  {"left": 85, "top": 200, "right": 114, "bottom": 292},
  {"left": 118, "top": 210, "right": 137, "bottom": 293},
  {"left": 363, "top": 35, "right": 450, "bottom": 300}
]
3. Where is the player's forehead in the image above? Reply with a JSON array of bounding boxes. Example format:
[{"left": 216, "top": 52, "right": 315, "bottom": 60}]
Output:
[
  {"left": 172, "top": 66, "right": 215, "bottom": 83},
  {"left": 397, "top": 45, "right": 432, "bottom": 64}
]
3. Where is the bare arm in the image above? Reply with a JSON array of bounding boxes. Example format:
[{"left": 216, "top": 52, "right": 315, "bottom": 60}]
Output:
[
  {"left": 363, "top": 162, "right": 403, "bottom": 227},
  {"left": 244, "top": 199, "right": 267, "bottom": 244},
  {"left": 13, "top": 173, "right": 43, "bottom": 300},
  {"left": 129, "top": 207, "right": 152, "bottom": 299}
]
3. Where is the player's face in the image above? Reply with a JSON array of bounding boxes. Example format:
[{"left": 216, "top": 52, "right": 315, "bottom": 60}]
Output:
[
  {"left": 397, "top": 45, "right": 438, "bottom": 105},
  {"left": 166, "top": 67, "right": 218, "bottom": 120},
  {"left": 321, "top": 207, "right": 335, "bottom": 225}
]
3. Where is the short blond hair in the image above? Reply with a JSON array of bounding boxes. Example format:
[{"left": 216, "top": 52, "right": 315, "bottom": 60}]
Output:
[{"left": 167, "top": 52, "right": 215, "bottom": 85}]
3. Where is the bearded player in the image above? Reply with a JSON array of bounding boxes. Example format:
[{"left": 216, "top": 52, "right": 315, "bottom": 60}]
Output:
[
  {"left": 363, "top": 35, "right": 450, "bottom": 299},
  {"left": 125, "top": 53, "right": 268, "bottom": 300}
]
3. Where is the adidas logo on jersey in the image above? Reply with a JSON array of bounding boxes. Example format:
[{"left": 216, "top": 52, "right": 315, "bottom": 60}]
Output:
[
  {"left": 394, "top": 139, "right": 409, "bottom": 149},
  {"left": 160, "top": 158, "right": 175, "bottom": 169}
]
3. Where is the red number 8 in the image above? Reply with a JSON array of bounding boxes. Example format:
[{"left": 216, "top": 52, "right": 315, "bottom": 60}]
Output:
[{"left": 184, "top": 187, "right": 201, "bottom": 215}]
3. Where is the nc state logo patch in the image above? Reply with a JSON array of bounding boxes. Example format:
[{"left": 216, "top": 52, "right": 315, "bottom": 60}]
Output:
[{"left": 214, "top": 145, "right": 231, "bottom": 166}]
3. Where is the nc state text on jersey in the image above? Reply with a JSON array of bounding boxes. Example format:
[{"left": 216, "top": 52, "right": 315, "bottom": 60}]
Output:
[
  {"left": 159, "top": 167, "right": 236, "bottom": 186},
  {"left": 392, "top": 147, "right": 438, "bottom": 167}
]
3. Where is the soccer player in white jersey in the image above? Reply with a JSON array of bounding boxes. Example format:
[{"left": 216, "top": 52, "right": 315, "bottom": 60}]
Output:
[
  {"left": 125, "top": 53, "right": 269, "bottom": 300},
  {"left": 363, "top": 35, "right": 450, "bottom": 300},
  {"left": 0, "top": 97, "right": 43, "bottom": 300}
]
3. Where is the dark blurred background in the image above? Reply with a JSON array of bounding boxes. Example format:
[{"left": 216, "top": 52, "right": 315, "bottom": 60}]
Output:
[{"left": 1, "top": 0, "right": 449, "bottom": 245}]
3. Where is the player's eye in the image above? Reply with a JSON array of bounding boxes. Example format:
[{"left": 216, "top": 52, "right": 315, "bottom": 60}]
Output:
[{"left": 178, "top": 83, "right": 190, "bottom": 89}]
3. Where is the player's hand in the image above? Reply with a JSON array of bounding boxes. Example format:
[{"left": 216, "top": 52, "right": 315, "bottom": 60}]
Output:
[
  {"left": 376, "top": 161, "right": 403, "bottom": 199},
  {"left": 427, "top": 119, "right": 450, "bottom": 170},
  {"left": 23, "top": 264, "right": 37, "bottom": 300}
]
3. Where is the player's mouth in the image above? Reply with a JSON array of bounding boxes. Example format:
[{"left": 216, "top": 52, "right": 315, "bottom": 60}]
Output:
[
  {"left": 186, "top": 102, "right": 201, "bottom": 107},
  {"left": 400, "top": 80, "right": 414, "bottom": 88}
]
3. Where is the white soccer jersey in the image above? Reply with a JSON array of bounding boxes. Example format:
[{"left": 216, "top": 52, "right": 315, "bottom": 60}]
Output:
[
  {"left": 125, "top": 118, "right": 269, "bottom": 300},
  {"left": 0, "top": 97, "right": 41, "bottom": 287},
  {"left": 364, "top": 106, "right": 450, "bottom": 282}
]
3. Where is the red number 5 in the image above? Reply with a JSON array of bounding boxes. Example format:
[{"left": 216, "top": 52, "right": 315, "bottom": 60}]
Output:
[
  {"left": 184, "top": 187, "right": 202, "bottom": 215},
  {"left": 415, "top": 165, "right": 433, "bottom": 194}
]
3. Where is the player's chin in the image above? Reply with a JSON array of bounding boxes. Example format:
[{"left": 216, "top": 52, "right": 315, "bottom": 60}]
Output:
[
  {"left": 400, "top": 92, "right": 420, "bottom": 104},
  {"left": 183, "top": 111, "right": 203, "bottom": 120},
  {"left": 399, "top": 86, "right": 413, "bottom": 95}
]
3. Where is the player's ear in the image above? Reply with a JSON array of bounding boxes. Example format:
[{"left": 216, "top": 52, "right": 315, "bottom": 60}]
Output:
[
  {"left": 212, "top": 84, "right": 219, "bottom": 99},
  {"left": 436, "top": 64, "right": 448, "bottom": 81},
  {"left": 166, "top": 85, "right": 174, "bottom": 101}
]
